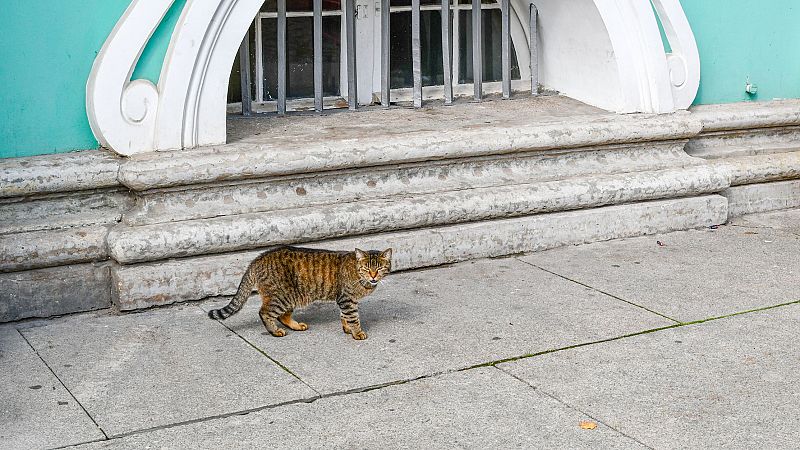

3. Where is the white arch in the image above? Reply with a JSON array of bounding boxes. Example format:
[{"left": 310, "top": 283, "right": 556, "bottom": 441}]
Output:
[{"left": 87, "top": 0, "right": 700, "bottom": 156}]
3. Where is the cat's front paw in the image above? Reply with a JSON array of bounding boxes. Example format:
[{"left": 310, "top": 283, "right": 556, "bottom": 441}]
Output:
[
  {"left": 352, "top": 331, "right": 368, "bottom": 340},
  {"left": 271, "top": 328, "right": 287, "bottom": 337}
]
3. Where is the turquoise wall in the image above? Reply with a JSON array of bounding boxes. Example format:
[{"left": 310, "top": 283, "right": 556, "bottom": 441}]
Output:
[
  {"left": 0, "top": 0, "right": 186, "bottom": 158},
  {"left": 680, "top": 0, "right": 800, "bottom": 104},
  {"left": 0, "top": 0, "right": 798, "bottom": 158}
]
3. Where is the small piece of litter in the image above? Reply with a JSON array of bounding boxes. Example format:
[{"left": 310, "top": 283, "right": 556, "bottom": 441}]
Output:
[
  {"left": 579, "top": 420, "right": 598, "bottom": 430},
  {"left": 657, "top": 241, "right": 666, "bottom": 247},
  {"left": 764, "top": 240, "right": 773, "bottom": 243}
]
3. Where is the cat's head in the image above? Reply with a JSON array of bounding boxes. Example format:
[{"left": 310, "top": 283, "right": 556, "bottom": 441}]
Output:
[{"left": 354, "top": 248, "right": 392, "bottom": 287}]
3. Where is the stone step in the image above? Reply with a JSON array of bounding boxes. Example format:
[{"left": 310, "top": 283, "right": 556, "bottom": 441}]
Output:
[
  {"left": 724, "top": 180, "right": 800, "bottom": 217},
  {"left": 124, "top": 142, "right": 699, "bottom": 226},
  {"left": 107, "top": 165, "right": 730, "bottom": 265},
  {"left": 111, "top": 195, "right": 728, "bottom": 310},
  {"left": 119, "top": 112, "right": 701, "bottom": 190},
  {"left": 0, "top": 226, "right": 109, "bottom": 273}
]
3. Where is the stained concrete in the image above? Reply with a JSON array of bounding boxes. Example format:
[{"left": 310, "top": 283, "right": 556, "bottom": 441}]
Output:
[
  {"left": 124, "top": 142, "right": 700, "bottom": 227},
  {"left": 120, "top": 108, "right": 701, "bottom": 190},
  {"left": 201, "top": 257, "right": 671, "bottom": 394},
  {"left": 0, "top": 263, "right": 112, "bottom": 323},
  {"left": 724, "top": 179, "right": 800, "bottom": 217},
  {"left": 0, "top": 225, "right": 109, "bottom": 272},
  {"left": 0, "top": 150, "right": 121, "bottom": 198},
  {"left": 19, "top": 307, "right": 317, "bottom": 436},
  {"left": 521, "top": 226, "right": 800, "bottom": 322},
  {"left": 113, "top": 196, "right": 728, "bottom": 309},
  {"left": 77, "top": 368, "right": 642, "bottom": 449},
  {"left": 499, "top": 303, "right": 800, "bottom": 449},
  {"left": 730, "top": 208, "right": 800, "bottom": 236},
  {"left": 107, "top": 167, "right": 729, "bottom": 264},
  {"left": 0, "top": 326, "right": 104, "bottom": 449},
  {"left": 0, "top": 189, "right": 129, "bottom": 235}
]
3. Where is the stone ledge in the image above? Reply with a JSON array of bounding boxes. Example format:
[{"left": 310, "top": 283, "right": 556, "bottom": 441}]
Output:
[
  {"left": 714, "top": 151, "right": 800, "bottom": 186},
  {"left": 0, "top": 190, "right": 131, "bottom": 235},
  {"left": 107, "top": 165, "right": 730, "bottom": 264},
  {"left": 119, "top": 112, "right": 702, "bottom": 191},
  {"left": 0, "top": 226, "right": 109, "bottom": 273},
  {"left": 0, "top": 150, "right": 121, "bottom": 198},
  {"left": 111, "top": 195, "right": 727, "bottom": 310},
  {"left": 0, "top": 263, "right": 112, "bottom": 322},
  {"left": 724, "top": 180, "right": 800, "bottom": 217},
  {"left": 690, "top": 100, "right": 800, "bottom": 132},
  {"left": 123, "top": 142, "right": 698, "bottom": 226}
]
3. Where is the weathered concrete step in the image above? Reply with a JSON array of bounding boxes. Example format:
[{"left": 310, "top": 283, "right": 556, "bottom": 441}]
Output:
[
  {"left": 124, "top": 142, "right": 699, "bottom": 226},
  {"left": 107, "top": 165, "right": 730, "bottom": 264},
  {"left": 690, "top": 100, "right": 800, "bottom": 132},
  {"left": 119, "top": 113, "right": 702, "bottom": 190},
  {"left": 713, "top": 150, "right": 800, "bottom": 186},
  {"left": 724, "top": 180, "right": 800, "bottom": 217},
  {"left": 0, "top": 263, "right": 112, "bottom": 322},
  {"left": 0, "top": 226, "right": 109, "bottom": 273},
  {"left": 111, "top": 195, "right": 728, "bottom": 310},
  {"left": 0, "top": 150, "right": 121, "bottom": 198},
  {"left": 0, "top": 189, "right": 130, "bottom": 235}
]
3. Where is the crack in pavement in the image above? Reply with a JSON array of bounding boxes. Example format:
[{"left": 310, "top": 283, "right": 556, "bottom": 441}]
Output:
[
  {"left": 515, "top": 258, "right": 683, "bottom": 324},
  {"left": 493, "top": 365, "right": 656, "bottom": 449},
  {"left": 17, "top": 329, "right": 110, "bottom": 441}
]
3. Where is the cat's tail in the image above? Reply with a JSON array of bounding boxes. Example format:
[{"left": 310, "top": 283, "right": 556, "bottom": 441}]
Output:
[{"left": 208, "top": 263, "right": 258, "bottom": 320}]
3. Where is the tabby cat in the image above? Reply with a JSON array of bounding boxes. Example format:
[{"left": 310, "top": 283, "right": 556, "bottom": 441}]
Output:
[{"left": 208, "top": 246, "right": 392, "bottom": 340}]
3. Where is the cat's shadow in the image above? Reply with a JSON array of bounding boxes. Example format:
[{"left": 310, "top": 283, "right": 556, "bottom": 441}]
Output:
[{"left": 293, "top": 298, "right": 422, "bottom": 328}]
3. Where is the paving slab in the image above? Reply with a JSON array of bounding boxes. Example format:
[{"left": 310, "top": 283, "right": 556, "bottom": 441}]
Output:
[
  {"left": 202, "top": 258, "right": 671, "bottom": 395},
  {"left": 0, "top": 325, "right": 104, "bottom": 449},
  {"left": 78, "top": 367, "right": 643, "bottom": 449},
  {"left": 499, "top": 303, "right": 800, "bottom": 449},
  {"left": 730, "top": 207, "right": 800, "bottom": 236},
  {"left": 19, "top": 307, "right": 317, "bottom": 437},
  {"left": 520, "top": 226, "right": 800, "bottom": 322}
]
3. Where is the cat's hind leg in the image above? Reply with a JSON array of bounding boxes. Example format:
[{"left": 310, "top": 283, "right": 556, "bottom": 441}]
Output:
[
  {"left": 258, "top": 288, "right": 287, "bottom": 337},
  {"left": 279, "top": 311, "right": 308, "bottom": 331}
]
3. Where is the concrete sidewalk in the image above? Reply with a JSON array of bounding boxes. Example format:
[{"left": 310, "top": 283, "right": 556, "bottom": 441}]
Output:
[{"left": 2, "top": 209, "right": 799, "bottom": 449}]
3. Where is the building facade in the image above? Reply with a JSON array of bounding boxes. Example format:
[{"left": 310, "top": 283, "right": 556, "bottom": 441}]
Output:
[{"left": 1, "top": 0, "right": 799, "bottom": 322}]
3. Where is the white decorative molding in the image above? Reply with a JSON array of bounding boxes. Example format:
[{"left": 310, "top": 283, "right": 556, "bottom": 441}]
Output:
[
  {"left": 87, "top": 0, "right": 263, "bottom": 156},
  {"left": 87, "top": 0, "right": 700, "bottom": 156},
  {"left": 86, "top": 0, "right": 174, "bottom": 156},
  {"left": 530, "top": 0, "right": 699, "bottom": 114}
]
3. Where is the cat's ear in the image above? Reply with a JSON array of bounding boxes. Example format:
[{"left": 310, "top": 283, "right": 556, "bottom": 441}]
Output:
[
  {"left": 354, "top": 248, "right": 367, "bottom": 261},
  {"left": 380, "top": 248, "right": 393, "bottom": 260}
]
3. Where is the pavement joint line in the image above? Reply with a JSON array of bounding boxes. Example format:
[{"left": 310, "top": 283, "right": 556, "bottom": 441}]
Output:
[
  {"left": 16, "top": 329, "right": 110, "bottom": 442},
  {"left": 60, "top": 371, "right": 452, "bottom": 446},
  {"left": 515, "top": 258, "right": 683, "bottom": 324},
  {"left": 458, "top": 298, "right": 800, "bottom": 370},
  {"left": 45, "top": 299, "right": 800, "bottom": 447},
  {"left": 492, "top": 365, "right": 655, "bottom": 450},
  {"left": 200, "top": 305, "right": 322, "bottom": 396}
]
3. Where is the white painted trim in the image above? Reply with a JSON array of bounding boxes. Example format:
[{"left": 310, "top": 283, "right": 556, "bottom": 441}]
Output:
[{"left": 87, "top": 0, "right": 700, "bottom": 156}]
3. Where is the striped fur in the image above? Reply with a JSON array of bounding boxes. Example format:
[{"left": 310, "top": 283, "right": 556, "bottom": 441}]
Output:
[{"left": 207, "top": 245, "right": 392, "bottom": 340}]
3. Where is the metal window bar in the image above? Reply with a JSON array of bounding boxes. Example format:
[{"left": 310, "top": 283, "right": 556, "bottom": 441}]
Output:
[
  {"left": 501, "top": 0, "right": 511, "bottom": 98},
  {"left": 530, "top": 3, "right": 539, "bottom": 95},
  {"left": 277, "top": 0, "right": 287, "bottom": 115},
  {"left": 239, "top": 29, "right": 252, "bottom": 116},
  {"left": 314, "top": 0, "right": 323, "bottom": 112},
  {"left": 381, "top": 0, "right": 390, "bottom": 107},
  {"left": 472, "top": 0, "right": 482, "bottom": 101},
  {"left": 345, "top": 0, "right": 357, "bottom": 110},
  {"left": 441, "top": 0, "right": 453, "bottom": 104},
  {"left": 412, "top": 0, "right": 423, "bottom": 108}
]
